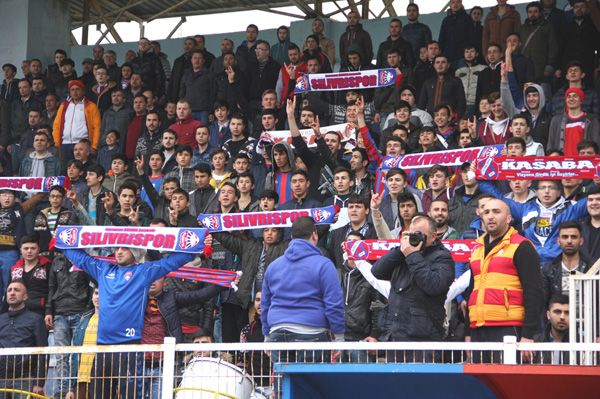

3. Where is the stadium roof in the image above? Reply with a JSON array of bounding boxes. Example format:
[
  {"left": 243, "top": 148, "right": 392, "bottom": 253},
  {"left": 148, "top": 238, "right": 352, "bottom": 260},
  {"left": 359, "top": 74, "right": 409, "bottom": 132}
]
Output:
[{"left": 71, "top": 0, "right": 412, "bottom": 44}]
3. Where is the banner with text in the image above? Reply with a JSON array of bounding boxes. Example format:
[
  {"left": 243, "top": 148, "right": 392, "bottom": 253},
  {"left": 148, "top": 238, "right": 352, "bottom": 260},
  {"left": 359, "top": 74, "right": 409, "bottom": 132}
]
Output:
[
  {"left": 0, "top": 176, "right": 70, "bottom": 192},
  {"left": 295, "top": 68, "right": 399, "bottom": 93},
  {"left": 474, "top": 156, "right": 600, "bottom": 180},
  {"left": 198, "top": 206, "right": 340, "bottom": 232},
  {"left": 344, "top": 239, "right": 478, "bottom": 262},
  {"left": 55, "top": 226, "right": 208, "bottom": 253},
  {"left": 258, "top": 123, "right": 354, "bottom": 149},
  {"left": 382, "top": 146, "right": 503, "bottom": 171}
]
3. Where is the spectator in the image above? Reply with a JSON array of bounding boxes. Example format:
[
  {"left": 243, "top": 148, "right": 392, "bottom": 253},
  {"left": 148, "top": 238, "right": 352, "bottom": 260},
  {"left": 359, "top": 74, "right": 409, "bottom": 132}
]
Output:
[
  {"left": 92, "top": 45, "right": 104, "bottom": 61},
  {"left": 150, "top": 41, "right": 172, "bottom": 84},
  {"left": 548, "top": 87, "right": 600, "bottom": 156},
  {"left": 123, "top": 93, "right": 148, "bottom": 160},
  {"left": 456, "top": 44, "right": 488, "bottom": 115},
  {"left": 78, "top": 58, "right": 94, "bottom": 89},
  {"left": 518, "top": 2, "right": 559, "bottom": 83},
  {"left": 482, "top": 0, "right": 522, "bottom": 52},
  {"left": 211, "top": 38, "right": 244, "bottom": 76},
  {"left": 579, "top": 185, "right": 600, "bottom": 261},
  {"left": 466, "top": 198, "right": 543, "bottom": 364},
  {"left": 418, "top": 54, "right": 466, "bottom": 117},
  {"left": 470, "top": 6, "right": 484, "bottom": 53},
  {"left": 131, "top": 37, "right": 166, "bottom": 98},
  {"left": 551, "top": 60, "right": 600, "bottom": 116},
  {"left": 86, "top": 65, "right": 117, "bottom": 115},
  {"left": 0, "top": 281, "right": 47, "bottom": 397},
  {"left": 103, "top": 182, "right": 150, "bottom": 228},
  {"left": 302, "top": 19, "right": 336, "bottom": 67},
  {"left": 169, "top": 99, "right": 204, "bottom": 149},
  {"left": 276, "top": 45, "right": 307, "bottom": 103},
  {"left": 534, "top": 294, "right": 570, "bottom": 364},
  {"left": 164, "top": 145, "right": 195, "bottom": 192},
  {"left": 210, "top": 53, "right": 242, "bottom": 113},
  {"left": 53, "top": 80, "right": 101, "bottom": 162},
  {"left": 236, "top": 24, "right": 261, "bottom": 65},
  {"left": 18, "top": 130, "right": 62, "bottom": 178},
  {"left": 0, "top": 188, "right": 25, "bottom": 299},
  {"left": 262, "top": 216, "right": 344, "bottom": 395},
  {"left": 239, "top": 291, "right": 271, "bottom": 388},
  {"left": 103, "top": 153, "right": 130, "bottom": 194},
  {"left": 475, "top": 43, "right": 503, "bottom": 106},
  {"left": 271, "top": 26, "right": 291, "bottom": 66},
  {"left": 376, "top": 18, "right": 415, "bottom": 69},
  {"left": 505, "top": 33, "right": 536, "bottom": 91},
  {"left": 124, "top": 71, "right": 144, "bottom": 105},
  {"left": 11, "top": 80, "right": 42, "bottom": 150},
  {"left": 439, "top": 0, "right": 477, "bottom": 64},
  {"left": 265, "top": 141, "right": 295, "bottom": 206},
  {"left": 1, "top": 63, "right": 19, "bottom": 103},
  {"left": 4, "top": 235, "right": 50, "bottom": 317},
  {"left": 372, "top": 214, "right": 454, "bottom": 362},
  {"left": 222, "top": 113, "right": 255, "bottom": 165},
  {"left": 135, "top": 111, "right": 163, "bottom": 164},
  {"left": 191, "top": 125, "right": 213, "bottom": 167},
  {"left": 403, "top": 4, "right": 432, "bottom": 60},
  {"left": 103, "top": 50, "right": 121, "bottom": 83},
  {"left": 100, "top": 87, "right": 133, "bottom": 150},
  {"left": 243, "top": 42, "right": 281, "bottom": 119},
  {"left": 167, "top": 37, "right": 195, "bottom": 102},
  {"left": 179, "top": 50, "right": 212, "bottom": 126},
  {"left": 339, "top": 11, "right": 373, "bottom": 68},
  {"left": 448, "top": 162, "right": 483, "bottom": 234},
  {"left": 193, "top": 35, "right": 216, "bottom": 71},
  {"left": 97, "top": 130, "right": 120, "bottom": 172}
]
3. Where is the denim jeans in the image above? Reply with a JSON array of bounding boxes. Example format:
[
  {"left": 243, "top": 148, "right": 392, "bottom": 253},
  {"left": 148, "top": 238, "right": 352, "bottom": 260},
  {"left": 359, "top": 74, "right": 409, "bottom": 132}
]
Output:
[
  {"left": 0, "top": 250, "right": 20, "bottom": 301},
  {"left": 141, "top": 363, "right": 162, "bottom": 399},
  {"left": 191, "top": 111, "right": 208, "bottom": 126},
  {"left": 0, "top": 377, "right": 37, "bottom": 399},
  {"left": 53, "top": 314, "right": 85, "bottom": 397},
  {"left": 267, "top": 330, "right": 331, "bottom": 397}
]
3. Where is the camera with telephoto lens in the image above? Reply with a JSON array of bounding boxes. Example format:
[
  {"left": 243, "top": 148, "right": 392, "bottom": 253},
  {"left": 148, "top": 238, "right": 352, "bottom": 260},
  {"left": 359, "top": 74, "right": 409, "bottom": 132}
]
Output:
[{"left": 408, "top": 231, "right": 428, "bottom": 247}]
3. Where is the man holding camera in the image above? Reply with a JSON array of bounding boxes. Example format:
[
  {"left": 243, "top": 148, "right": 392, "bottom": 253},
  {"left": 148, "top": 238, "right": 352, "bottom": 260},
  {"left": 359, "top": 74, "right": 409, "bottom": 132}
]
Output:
[
  {"left": 465, "top": 198, "right": 544, "bottom": 363},
  {"left": 372, "top": 215, "right": 454, "bottom": 362}
]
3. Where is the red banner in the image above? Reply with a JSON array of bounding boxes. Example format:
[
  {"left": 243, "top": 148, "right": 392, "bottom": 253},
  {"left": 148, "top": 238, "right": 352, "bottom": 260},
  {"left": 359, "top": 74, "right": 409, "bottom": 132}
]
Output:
[
  {"left": 343, "top": 239, "right": 477, "bottom": 262},
  {"left": 474, "top": 156, "right": 600, "bottom": 180}
]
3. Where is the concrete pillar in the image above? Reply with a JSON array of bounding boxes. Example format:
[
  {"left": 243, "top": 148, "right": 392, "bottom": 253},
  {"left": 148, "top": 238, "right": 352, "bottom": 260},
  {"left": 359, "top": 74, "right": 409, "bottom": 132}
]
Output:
[{"left": 0, "top": 0, "right": 71, "bottom": 78}]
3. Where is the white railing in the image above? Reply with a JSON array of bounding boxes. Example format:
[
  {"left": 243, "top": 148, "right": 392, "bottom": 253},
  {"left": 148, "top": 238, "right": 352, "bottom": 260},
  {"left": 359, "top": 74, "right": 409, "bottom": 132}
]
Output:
[
  {"left": 569, "top": 273, "right": 600, "bottom": 365},
  {"left": 0, "top": 339, "right": 598, "bottom": 399}
]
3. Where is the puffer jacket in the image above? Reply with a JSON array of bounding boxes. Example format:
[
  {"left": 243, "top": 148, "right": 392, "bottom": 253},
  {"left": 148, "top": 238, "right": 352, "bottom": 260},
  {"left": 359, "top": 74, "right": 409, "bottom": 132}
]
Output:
[
  {"left": 337, "top": 261, "right": 384, "bottom": 341},
  {"left": 130, "top": 49, "right": 166, "bottom": 97},
  {"left": 439, "top": 8, "right": 477, "bottom": 62},
  {"left": 339, "top": 23, "right": 373, "bottom": 68},
  {"left": 372, "top": 240, "right": 454, "bottom": 342},
  {"left": 212, "top": 232, "right": 289, "bottom": 308},
  {"left": 8, "top": 257, "right": 52, "bottom": 316},
  {"left": 376, "top": 36, "right": 415, "bottom": 68},
  {"left": 45, "top": 253, "right": 93, "bottom": 317}
]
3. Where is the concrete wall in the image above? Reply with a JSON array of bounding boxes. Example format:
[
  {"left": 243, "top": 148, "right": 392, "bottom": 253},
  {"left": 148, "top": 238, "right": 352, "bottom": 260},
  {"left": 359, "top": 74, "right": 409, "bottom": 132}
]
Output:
[{"left": 0, "top": 0, "right": 70, "bottom": 75}]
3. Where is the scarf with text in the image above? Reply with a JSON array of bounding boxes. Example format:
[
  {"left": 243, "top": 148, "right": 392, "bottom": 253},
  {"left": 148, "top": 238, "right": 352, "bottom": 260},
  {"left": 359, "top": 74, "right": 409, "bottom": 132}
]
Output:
[
  {"left": 475, "top": 156, "right": 600, "bottom": 180},
  {"left": 0, "top": 176, "right": 70, "bottom": 192},
  {"left": 295, "top": 68, "right": 400, "bottom": 93},
  {"left": 344, "top": 239, "right": 477, "bottom": 262}
]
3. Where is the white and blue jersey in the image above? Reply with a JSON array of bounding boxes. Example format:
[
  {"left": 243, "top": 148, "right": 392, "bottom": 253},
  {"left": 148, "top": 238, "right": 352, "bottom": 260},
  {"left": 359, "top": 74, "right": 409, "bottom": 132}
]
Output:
[{"left": 62, "top": 249, "right": 196, "bottom": 344}]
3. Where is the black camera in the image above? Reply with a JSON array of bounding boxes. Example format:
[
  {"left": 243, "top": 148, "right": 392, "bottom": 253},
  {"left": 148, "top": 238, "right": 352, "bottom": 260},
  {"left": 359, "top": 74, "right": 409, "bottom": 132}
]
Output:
[{"left": 408, "top": 231, "right": 428, "bottom": 247}]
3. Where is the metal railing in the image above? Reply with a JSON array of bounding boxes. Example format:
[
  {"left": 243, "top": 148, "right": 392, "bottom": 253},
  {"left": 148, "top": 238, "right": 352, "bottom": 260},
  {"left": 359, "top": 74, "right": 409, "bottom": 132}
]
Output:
[
  {"left": 0, "top": 339, "right": 598, "bottom": 399},
  {"left": 569, "top": 273, "right": 600, "bottom": 366}
]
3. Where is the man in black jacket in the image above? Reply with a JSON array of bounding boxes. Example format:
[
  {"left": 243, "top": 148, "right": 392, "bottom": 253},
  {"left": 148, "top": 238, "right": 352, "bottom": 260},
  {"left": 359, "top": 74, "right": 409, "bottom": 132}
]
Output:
[
  {"left": 534, "top": 294, "right": 570, "bottom": 364},
  {"left": 166, "top": 37, "right": 195, "bottom": 102},
  {"left": 0, "top": 281, "right": 47, "bottom": 397},
  {"left": 131, "top": 38, "right": 166, "bottom": 99},
  {"left": 376, "top": 18, "right": 415, "bottom": 69},
  {"left": 579, "top": 186, "right": 600, "bottom": 262},
  {"left": 418, "top": 54, "right": 466, "bottom": 117},
  {"left": 541, "top": 221, "right": 592, "bottom": 309},
  {"left": 372, "top": 215, "right": 454, "bottom": 362},
  {"left": 242, "top": 42, "right": 281, "bottom": 120}
]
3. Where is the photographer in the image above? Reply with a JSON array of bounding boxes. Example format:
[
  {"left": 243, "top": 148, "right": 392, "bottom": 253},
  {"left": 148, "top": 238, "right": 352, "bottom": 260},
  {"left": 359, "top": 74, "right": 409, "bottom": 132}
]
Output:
[{"left": 371, "top": 215, "right": 454, "bottom": 362}]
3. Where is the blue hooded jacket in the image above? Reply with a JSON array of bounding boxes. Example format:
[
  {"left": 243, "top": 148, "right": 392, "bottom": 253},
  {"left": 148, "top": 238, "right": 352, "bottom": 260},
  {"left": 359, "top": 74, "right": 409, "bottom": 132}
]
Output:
[{"left": 261, "top": 239, "right": 345, "bottom": 335}]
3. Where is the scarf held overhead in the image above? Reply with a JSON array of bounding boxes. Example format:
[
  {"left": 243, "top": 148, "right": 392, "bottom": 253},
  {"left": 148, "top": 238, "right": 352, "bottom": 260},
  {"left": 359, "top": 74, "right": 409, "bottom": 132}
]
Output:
[
  {"left": 344, "top": 239, "right": 477, "bottom": 262},
  {"left": 259, "top": 123, "right": 354, "bottom": 149},
  {"left": 54, "top": 225, "right": 207, "bottom": 253},
  {"left": 382, "top": 145, "right": 503, "bottom": 171},
  {"left": 0, "top": 176, "right": 70, "bottom": 192},
  {"left": 198, "top": 205, "right": 340, "bottom": 232},
  {"left": 475, "top": 156, "right": 600, "bottom": 180},
  {"left": 295, "top": 68, "right": 400, "bottom": 93}
]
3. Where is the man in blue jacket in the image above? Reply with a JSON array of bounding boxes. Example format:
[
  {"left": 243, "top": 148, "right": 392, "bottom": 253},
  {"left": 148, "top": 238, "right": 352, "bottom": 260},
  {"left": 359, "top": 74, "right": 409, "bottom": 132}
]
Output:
[
  {"left": 261, "top": 216, "right": 344, "bottom": 395},
  {"left": 61, "top": 238, "right": 211, "bottom": 399},
  {"left": 478, "top": 179, "right": 588, "bottom": 263}
]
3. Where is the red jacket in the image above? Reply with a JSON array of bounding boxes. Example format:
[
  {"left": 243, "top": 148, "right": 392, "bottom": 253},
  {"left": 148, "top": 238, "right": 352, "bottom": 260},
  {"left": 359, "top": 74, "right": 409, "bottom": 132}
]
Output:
[
  {"left": 10, "top": 256, "right": 52, "bottom": 316},
  {"left": 281, "top": 62, "right": 308, "bottom": 101},
  {"left": 168, "top": 115, "right": 204, "bottom": 149}
]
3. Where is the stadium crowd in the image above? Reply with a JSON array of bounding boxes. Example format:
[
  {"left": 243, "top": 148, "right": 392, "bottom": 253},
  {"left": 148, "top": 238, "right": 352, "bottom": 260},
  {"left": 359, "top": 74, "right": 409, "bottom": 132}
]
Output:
[{"left": 0, "top": 0, "right": 599, "bottom": 397}]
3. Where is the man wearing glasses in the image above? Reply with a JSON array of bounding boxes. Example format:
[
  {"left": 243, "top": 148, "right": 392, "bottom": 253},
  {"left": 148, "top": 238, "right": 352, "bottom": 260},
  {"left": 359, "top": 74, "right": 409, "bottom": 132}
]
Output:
[
  {"left": 478, "top": 178, "right": 588, "bottom": 263},
  {"left": 242, "top": 42, "right": 281, "bottom": 121},
  {"left": 86, "top": 65, "right": 117, "bottom": 115},
  {"left": 131, "top": 37, "right": 166, "bottom": 99}
]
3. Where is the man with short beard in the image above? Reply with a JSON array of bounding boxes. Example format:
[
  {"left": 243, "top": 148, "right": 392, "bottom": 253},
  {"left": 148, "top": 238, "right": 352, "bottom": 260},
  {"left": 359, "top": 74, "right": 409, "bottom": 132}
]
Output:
[
  {"left": 534, "top": 295, "right": 570, "bottom": 364},
  {"left": 167, "top": 37, "right": 196, "bottom": 102},
  {"left": 579, "top": 185, "right": 600, "bottom": 261},
  {"left": 428, "top": 199, "right": 461, "bottom": 239}
]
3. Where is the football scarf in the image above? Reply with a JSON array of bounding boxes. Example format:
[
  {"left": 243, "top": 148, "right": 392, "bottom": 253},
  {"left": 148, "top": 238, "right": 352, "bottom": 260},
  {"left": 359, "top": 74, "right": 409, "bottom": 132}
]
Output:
[
  {"left": 295, "top": 68, "right": 400, "bottom": 93},
  {"left": 382, "top": 145, "right": 503, "bottom": 171},
  {"left": 344, "top": 239, "right": 478, "bottom": 262},
  {"left": 54, "top": 225, "right": 208, "bottom": 254},
  {"left": 0, "top": 176, "right": 70, "bottom": 192},
  {"left": 198, "top": 206, "right": 340, "bottom": 232},
  {"left": 258, "top": 123, "right": 354, "bottom": 149},
  {"left": 474, "top": 156, "right": 600, "bottom": 180}
]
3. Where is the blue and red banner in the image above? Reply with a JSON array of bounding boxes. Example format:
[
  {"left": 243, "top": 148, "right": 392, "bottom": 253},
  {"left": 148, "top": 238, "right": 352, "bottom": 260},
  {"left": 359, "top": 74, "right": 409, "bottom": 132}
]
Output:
[
  {"left": 382, "top": 145, "right": 503, "bottom": 171},
  {"left": 198, "top": 206, "right": 340, "bottom": 232},
  {"left": 55, "top": 225, "right": 208, "bottom": 254},
  {"left": 0, "top": 176, "right": 70, "bottom": 192},
  {"left": 295, "top": 68, "right": 399, "bottom": 93},
  {"left": 474, "top": 156, "right": 600, "bottom": 180},
  {"left": 344, "top": 239, "right": 477, "bottom": 262}
]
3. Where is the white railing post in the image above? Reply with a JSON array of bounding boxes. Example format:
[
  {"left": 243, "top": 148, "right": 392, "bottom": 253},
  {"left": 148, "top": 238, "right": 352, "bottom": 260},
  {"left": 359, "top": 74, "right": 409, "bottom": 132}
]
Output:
[
  {"left": 502, "top": 335, "right": 517, "bottom": 365},
  {"left": 162, "top": 337, "right": 177, "bottom": 399}
]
